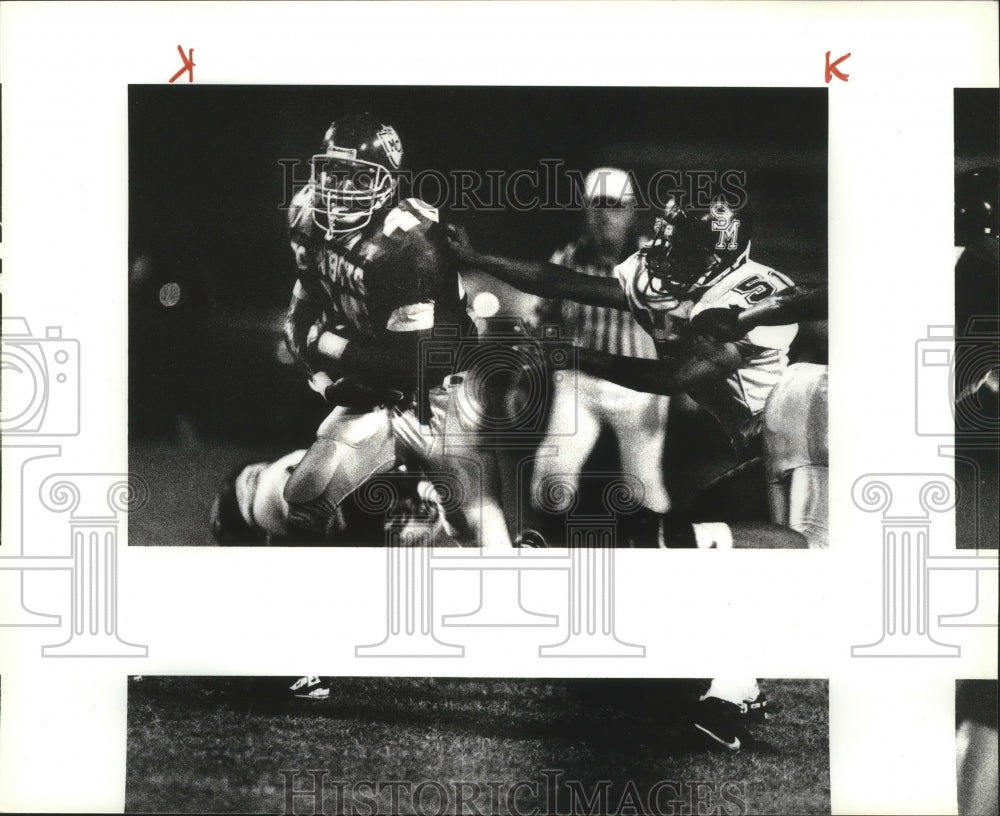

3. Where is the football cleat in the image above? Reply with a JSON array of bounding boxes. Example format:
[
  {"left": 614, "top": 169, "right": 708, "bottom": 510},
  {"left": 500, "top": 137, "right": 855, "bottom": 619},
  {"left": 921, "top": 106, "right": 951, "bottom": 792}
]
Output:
[
  {"left": 288, "top": 676, "right": 330, "bottom": 700},
  {"left": 742, "top": 691, "right": 773, "bottom": 723},
  {"left": 692, "top": 690, "right": 772, "bottom": 752},
  {"left": 693, "top": 696, "right": 745, "bottom": 752}
]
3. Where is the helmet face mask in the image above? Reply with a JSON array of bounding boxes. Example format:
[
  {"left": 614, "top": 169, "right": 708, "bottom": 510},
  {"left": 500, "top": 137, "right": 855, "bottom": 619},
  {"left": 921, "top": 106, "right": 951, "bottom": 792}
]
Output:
[
  {"left": 309, "top": 115, "right": 403, "bottom": 237},
  {"left": 641, "top": 196, "right": 751, "bottom": 299},
  {"left": 311, "top": 153, "right": 396, "bottom": 235}
]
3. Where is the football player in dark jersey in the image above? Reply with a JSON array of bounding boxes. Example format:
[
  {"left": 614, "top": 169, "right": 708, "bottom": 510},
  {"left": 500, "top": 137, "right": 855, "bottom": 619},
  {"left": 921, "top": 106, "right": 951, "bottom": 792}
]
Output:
[{"left": 210, "top": 114, "right": 512, "bottom": 548}]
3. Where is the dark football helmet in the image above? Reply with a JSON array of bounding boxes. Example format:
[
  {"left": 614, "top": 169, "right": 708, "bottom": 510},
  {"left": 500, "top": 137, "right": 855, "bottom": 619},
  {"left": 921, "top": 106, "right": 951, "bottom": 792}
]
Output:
[
  {"left": 955, "top": 166, "right": 999, "bottom": 246},
  {"left": 310, "top": 113, "right": 403, "bottom": 236},
  {"left": 640, "top": 195, "right": 753, "bottom": 299}
]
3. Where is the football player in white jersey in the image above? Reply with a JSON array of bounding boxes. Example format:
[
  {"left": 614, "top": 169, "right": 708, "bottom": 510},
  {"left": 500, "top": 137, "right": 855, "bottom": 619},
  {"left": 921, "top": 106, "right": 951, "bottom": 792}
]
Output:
[
  {"left": 446, "top": 193, "right": 812, "bottom": 549},
  {"left": 694, "top": 284, "right": 829, "bottom": 549},
  {"left": 446, "top": 194, "right": 829, "bottom": 749},
  {"left": 526, "top": 168, "right": 672, "bottom": 531},
  {"left": 760, "top": 362, "right": 828, "bottom": 549}
]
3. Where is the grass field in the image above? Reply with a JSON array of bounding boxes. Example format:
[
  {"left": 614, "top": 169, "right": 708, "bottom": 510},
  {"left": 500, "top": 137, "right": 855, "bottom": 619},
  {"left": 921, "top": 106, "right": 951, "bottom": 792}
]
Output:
[{"left": 126, "top": 677, "right": 829, "bottom": 815}]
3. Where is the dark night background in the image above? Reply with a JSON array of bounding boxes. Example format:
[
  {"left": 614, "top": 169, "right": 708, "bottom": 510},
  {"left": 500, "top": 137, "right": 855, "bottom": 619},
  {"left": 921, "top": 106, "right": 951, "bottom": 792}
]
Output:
[
  {"left": 953, "top": 88, "right": 999, "bottom": 552},
  {"left": 955, "top": 89, "right": 1000, "bottom": 175},
  {"left": 128, "top": 86, "right": 828, "bottom": 545}
]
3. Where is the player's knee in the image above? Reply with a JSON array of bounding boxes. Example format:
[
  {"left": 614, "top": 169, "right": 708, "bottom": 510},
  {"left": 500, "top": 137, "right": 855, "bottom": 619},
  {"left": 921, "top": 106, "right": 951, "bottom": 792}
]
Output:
[
  {"left": 283, "top": 422, "right": 394, "bottom": 537},
  {"left": 440, "top": 492, "right": 512, "bottom": 548},
  {"left": 530, "top": 468, "right": 581, "bottom": 513},
  {"left": 638, "top": 479, "right": 671, "bottom": 514},
  {"left": 788, "top": 466, "right": 828, "bottom": 549}
]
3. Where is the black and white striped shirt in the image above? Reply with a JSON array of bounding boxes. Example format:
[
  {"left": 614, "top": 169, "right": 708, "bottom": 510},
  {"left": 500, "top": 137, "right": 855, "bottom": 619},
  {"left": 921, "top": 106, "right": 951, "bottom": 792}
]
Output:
[{"left": 536, "top": 240, "right": 659, "bottom": 360}]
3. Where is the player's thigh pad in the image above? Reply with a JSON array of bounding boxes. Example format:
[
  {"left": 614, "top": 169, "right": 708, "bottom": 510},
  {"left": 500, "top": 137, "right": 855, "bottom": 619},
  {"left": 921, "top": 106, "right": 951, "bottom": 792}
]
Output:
[
  {"left": 532, "top": 376, "right": 603, "bottom": 487},
  {"left": 392, "top": 373, "right": 488, "bottom": 459},
  {"left": 763, "top": 362, "right": 828, "bottom": 481},
  {"left": 391, "top": 378, "right": 514, "bottom": 548},
  {"left": 609, "top": 387, "right": 671, "bottom": 513},
  {"left": 389, "top": 380, "right": 491, "bottom": 498},
  {"left": 283, "top": 406, "right": 397, "bottom": 534}
]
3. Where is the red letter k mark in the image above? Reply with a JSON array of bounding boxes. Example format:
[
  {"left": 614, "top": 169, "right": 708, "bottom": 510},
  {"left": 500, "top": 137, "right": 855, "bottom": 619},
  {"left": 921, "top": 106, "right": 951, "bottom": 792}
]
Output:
[
  {"left": 825, "top": 51, "right": 850, "bottom": 83},
  {"left": 169, "top": 46, "right": 195, "bottom": 83}
]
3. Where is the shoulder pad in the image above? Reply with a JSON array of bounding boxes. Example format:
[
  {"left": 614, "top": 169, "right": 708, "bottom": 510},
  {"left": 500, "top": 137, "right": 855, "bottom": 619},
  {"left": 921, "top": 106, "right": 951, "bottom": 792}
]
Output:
[
  {"left": 400, "top": 198, "right": 440, "bottom": 223},
  {"left": 373, "top": 200, "right": 442, "bottom": 246},
  {"left": 375, "top": 200, "right": 451, "bottom": 273},
  {"left": 288, "top": 185, "right": 319, "bottom": 244}
]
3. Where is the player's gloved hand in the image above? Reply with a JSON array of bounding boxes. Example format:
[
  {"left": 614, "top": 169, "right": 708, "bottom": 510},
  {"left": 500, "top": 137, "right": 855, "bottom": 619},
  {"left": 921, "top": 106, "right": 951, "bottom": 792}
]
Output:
[
  {"left": 441, "top": 223, "right": 480, "bottom": 265},
  {"left": 689, "top": 305, "right": 744, "bottom": 343},
  {"left": 303, "top": 325, "right": 347, "bottom": 372},
  {"left": 324, "top": 377, "right": 406, "bottom": 410}
]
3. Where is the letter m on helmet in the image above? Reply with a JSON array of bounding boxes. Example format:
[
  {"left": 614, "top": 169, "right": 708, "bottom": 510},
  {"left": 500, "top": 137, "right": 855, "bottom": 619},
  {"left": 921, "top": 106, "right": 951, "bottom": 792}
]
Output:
[
  {"left": 713, "top": 217, "right": 741, "bottom": 250},
  {"left": 710, "top": 199, "right": 741, "bottom": 250}
]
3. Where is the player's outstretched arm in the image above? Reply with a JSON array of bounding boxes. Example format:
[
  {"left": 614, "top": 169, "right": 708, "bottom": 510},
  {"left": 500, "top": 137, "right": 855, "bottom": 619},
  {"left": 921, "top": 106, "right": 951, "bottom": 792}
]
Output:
[
  {"left": 739, "top": 283, "right": 827, "bottom": 328},
  {"left": 443, "top": 224, "right": 628, "bottom": 310},
  {"left": 576, "top": 338, "right": 743, "bottom": 396},
  {"left": 690, "top": 285, "right": 827, "bottom": 344}
]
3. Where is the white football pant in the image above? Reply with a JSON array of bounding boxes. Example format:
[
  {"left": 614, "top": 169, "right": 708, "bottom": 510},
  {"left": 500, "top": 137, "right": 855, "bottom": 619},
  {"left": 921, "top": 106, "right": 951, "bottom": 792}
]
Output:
[
  {"left": 531, "top": 371, "right": 671, "bottom": 514},
  {"left": 763, "top": 363, "right": 829, "bottom": 549}
]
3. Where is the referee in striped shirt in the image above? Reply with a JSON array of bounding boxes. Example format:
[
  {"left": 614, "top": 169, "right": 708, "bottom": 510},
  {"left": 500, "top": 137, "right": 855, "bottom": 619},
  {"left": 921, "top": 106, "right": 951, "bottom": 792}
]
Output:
[{"left": 529, "top": 167, "right": 672, "bottom": 524}]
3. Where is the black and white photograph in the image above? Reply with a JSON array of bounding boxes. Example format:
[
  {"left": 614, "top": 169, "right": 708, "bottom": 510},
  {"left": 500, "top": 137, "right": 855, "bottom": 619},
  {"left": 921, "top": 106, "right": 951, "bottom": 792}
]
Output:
[
  {"left": 128, "top": 86, "right": 828, "bottom": 550},
  {"left": 951, "top": 85, "right": 998, "bottom": 816},
  {"left": 956, "top": 679, "right": 999, "bottom": 816},
  {"left": 953, "top": 88, "right": 999, "bottom": 553},
  {"left": 2, "top": 4, "right": 998, "bottom": 815},
  {"left": 125, "top": 675, "right": 830, "bottom": 815}
]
